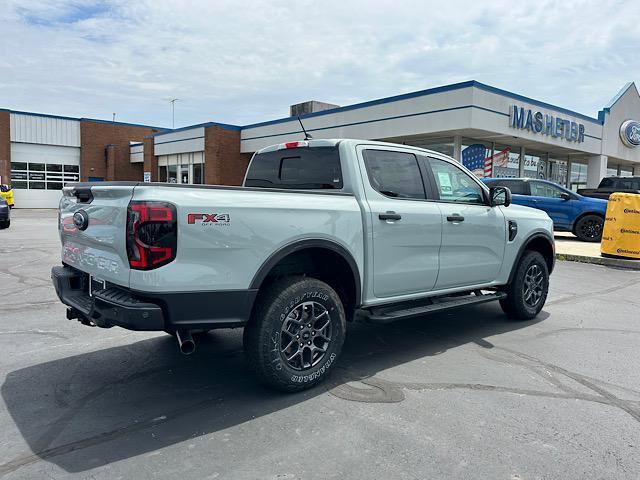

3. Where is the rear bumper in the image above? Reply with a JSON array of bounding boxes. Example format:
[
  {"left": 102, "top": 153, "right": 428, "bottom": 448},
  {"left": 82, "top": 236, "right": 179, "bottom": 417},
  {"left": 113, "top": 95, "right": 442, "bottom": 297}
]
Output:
[
  {"left": 51, "top": 266, "right": 164, "bottom": 330},
  {"left": 51, "top": 265, "right": 257, "bottom": 331}
]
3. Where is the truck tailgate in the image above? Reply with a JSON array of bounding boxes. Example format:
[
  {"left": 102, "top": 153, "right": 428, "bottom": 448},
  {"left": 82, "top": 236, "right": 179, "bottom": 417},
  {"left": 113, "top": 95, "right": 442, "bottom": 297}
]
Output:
[{"left": 59, "top": 184, "right": 135, "bottom": 287}]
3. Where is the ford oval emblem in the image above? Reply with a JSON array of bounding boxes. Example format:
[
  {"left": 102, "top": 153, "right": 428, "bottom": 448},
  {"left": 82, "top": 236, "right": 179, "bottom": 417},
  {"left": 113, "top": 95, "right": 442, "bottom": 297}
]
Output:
[
  {"left": 73, "top": 210, "right": 89, "bottom": 231},
  {"left": 620, "top": 120, "right": 640, "bottom": 148}
]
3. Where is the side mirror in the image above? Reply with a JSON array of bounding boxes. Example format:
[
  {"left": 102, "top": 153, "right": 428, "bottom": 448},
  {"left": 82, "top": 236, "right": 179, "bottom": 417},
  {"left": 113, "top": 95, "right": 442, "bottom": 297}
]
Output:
[
  {"left": 560, "top": 192, "right": 571, "bottom": 201},
  {"left": 490, "top": 186, "right": 512, "bottom": 207}
]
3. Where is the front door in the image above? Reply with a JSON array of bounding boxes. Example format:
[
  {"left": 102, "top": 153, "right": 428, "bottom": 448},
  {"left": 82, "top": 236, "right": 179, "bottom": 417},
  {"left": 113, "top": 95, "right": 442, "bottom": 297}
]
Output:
[
  {"left": 424, "top": 157, "right": 506, "bottom": 290},
  {"left": 529, "top": 181, "right": 574, "bottom": 229},
  {"left": 360, "top": 147, "right": 442, "bottom": 299}
]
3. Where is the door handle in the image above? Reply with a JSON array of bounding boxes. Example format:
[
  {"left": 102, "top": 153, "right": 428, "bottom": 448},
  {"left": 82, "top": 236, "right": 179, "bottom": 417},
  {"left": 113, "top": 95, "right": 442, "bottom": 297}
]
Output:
[
  {"left": 379, "top": 212, "right": 402, "bottom": 221},
  {"left": 447, "top": 214, "right": 465, "bottom": 222}
]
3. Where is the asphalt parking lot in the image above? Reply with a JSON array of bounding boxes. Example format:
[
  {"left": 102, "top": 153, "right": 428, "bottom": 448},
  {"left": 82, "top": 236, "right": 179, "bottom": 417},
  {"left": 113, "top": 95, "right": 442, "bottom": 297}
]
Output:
[{"left": 1, "top": 209, "right": 639, "bottom": 480}]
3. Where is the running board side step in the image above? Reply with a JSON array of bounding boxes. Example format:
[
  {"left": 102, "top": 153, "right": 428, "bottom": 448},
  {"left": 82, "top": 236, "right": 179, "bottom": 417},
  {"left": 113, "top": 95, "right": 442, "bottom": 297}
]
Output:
[{"left": 362, "top": 291, "right": 507, "bottom": 324}]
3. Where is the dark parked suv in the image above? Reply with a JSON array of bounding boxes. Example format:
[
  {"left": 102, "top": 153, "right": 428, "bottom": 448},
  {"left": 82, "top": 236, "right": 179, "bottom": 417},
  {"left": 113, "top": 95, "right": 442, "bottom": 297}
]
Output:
[
  {"left": 483, "top": 178, "right": 608, "bottom": 242},
  {"left": 577, "top": 176, "right": 640, "bottom": 200}
]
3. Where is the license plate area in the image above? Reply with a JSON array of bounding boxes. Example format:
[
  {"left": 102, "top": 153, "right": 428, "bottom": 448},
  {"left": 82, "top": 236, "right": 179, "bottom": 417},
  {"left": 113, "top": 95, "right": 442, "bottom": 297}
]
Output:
[{"left": 88, "top": 276, "right": 106, "bottom": 297}]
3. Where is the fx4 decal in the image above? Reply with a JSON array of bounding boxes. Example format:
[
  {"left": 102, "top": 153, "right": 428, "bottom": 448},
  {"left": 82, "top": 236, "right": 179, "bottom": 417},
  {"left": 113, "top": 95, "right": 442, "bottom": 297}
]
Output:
[{"left": 187, "top": 213, "right": 231, "bottom": 225}]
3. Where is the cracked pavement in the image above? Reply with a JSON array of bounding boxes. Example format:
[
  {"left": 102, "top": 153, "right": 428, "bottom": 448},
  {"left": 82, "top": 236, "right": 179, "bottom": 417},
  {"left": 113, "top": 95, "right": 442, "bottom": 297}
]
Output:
[{"left": 0, "top": 209, "right": 639, "bottom": 479}]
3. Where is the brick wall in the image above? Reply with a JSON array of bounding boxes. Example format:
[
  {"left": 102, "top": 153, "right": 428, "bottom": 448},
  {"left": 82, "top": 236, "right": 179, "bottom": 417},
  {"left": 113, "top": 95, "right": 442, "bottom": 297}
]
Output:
[
  {"left": 204, "top": 126, "right": 251, "bottom": 185},
  {"left": 80, "top": 120, "right": 162, "bottom": 182},
  {"left": 0, "top": 111, "right": 10, "bottom": 185},
  {"left": 142, "top": 136, "right": 158, "bottom": 182}
]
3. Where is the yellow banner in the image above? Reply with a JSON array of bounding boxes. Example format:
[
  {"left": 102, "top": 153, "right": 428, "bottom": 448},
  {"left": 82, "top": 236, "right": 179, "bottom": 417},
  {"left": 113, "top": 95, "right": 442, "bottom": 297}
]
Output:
[{"left": 601, "top": 193, "right": 640, "bottom": 259}]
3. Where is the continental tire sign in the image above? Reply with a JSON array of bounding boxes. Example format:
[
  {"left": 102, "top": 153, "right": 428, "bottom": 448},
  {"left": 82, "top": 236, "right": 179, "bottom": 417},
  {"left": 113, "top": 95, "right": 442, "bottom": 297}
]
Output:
[{"left": 601, "top": 193, "right": 640, "bottom": 259}]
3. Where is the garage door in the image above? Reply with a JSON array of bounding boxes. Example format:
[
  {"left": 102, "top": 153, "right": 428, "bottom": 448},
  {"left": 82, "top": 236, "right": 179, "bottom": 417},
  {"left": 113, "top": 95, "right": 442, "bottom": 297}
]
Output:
[{"left": 10, "top": 143, "right": 80, "bottom": 208}]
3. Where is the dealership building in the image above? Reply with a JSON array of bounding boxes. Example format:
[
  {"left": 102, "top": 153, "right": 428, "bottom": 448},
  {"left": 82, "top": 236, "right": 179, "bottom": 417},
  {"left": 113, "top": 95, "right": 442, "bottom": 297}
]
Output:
[{"left": 1, "top": 80, "right": 639, "bottom": 208}]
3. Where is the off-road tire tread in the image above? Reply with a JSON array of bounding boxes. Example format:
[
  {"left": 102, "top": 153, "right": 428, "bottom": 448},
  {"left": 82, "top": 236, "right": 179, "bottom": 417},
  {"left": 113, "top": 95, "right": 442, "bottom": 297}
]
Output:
[
  {"left": 500, "top": 250, "right": 549, "bottom": 320},
  {"left": 244, "top": 276, "right": 345, "bottom": 392}
]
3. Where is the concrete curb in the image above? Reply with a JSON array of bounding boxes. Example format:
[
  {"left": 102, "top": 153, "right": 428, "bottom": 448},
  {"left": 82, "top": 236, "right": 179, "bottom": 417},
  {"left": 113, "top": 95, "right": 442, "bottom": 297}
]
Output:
[{"left": 556, "top": 253, "right": 640, "bottom": 271}]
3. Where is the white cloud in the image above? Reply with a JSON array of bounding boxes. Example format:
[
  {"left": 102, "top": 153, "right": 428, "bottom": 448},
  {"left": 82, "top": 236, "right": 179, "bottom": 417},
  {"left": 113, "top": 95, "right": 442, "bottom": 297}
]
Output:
[{"left": 0, "top": 0, "right": 638, "bottom": 128}]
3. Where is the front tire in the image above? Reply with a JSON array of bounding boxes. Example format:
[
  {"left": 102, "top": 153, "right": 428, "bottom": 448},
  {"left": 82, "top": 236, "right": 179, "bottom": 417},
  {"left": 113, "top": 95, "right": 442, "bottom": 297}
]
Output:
[
  {"left": 574, "top": 214, "right": 603, "bottom": 242},
  {"left": 500, "top": 251, "right": 549, "bottom": 320},
  {"left": 0, "top": 220, "right": 9, "bottom": 229},
  {"left": 244, "top": 276, "right": 346, "bottom": 392}
]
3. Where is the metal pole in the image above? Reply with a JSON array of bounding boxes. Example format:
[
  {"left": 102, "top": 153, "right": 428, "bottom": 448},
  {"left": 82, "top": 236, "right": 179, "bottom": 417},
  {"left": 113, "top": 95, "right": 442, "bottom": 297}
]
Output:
[{"left": 169, "top": 99, "right": 179, "bottom": 129}]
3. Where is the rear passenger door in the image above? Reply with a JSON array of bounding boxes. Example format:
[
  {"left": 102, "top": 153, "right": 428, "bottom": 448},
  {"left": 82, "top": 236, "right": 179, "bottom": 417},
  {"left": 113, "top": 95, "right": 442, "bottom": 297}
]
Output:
[
  {"left": 424, "top": 157, "right": 506, "bottom": 290},
  {"left": 359, "top": 147, "right": 442, "bottom": 298}
]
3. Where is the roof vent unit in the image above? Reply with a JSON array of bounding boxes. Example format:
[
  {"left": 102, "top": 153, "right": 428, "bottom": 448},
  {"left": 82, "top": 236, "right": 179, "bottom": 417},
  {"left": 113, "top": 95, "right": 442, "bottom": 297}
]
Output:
[{"left": 290, "top": 101, "right": 339, "bottom": 117}]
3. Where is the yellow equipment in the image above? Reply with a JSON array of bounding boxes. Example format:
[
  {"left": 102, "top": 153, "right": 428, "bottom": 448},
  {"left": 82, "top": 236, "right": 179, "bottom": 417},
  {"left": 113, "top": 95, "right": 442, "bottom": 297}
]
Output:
[
  {"left": 0, "top": 184, "right": 14, "bottom": 208},
  {"left": 601, "top": 192, "right": 640, "bottom": 259}
]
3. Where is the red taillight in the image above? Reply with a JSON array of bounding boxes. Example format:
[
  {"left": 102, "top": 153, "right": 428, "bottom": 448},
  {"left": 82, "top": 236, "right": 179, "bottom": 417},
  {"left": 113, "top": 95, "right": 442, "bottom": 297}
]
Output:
[
  {"left": 127, "top": 201, "right": 177, "bottom": 270},
  {"left": 281, "top": 141, "right": 309, "bottom": 149}
]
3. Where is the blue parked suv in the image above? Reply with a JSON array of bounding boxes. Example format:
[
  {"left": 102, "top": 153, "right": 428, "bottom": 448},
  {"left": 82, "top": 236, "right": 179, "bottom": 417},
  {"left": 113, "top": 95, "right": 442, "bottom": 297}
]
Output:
[{"left": 483, "top": 178, "right": 608, "bottom": 242}]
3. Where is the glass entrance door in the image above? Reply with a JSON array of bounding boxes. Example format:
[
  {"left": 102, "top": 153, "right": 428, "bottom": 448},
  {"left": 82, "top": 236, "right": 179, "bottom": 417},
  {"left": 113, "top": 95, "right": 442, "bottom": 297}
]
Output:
[
  {"left": 180, "top": 164, "right": 190, "bottom": 184},
  {"left": 158, "top": 153, "right": 204, "bottom": 185}
]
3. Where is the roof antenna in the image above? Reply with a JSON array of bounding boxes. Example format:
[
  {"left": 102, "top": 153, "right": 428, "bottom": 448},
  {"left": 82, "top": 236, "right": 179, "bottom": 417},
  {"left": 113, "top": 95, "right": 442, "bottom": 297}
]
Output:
[{"left": 297, "top": 116, "right": 313, "bottom": 140}]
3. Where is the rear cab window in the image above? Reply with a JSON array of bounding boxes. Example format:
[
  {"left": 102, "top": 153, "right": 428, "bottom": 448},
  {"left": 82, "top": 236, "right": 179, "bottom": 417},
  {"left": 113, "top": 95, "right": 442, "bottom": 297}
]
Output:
[{"left": 245, "top": 147, "right": 343, "bottom": 189}]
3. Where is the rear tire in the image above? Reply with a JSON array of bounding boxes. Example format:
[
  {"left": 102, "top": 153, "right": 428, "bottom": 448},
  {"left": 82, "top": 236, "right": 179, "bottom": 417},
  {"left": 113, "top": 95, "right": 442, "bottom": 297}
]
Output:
[
  {"left": 0, "top": 220, "right": 9, "bottom": 229},
  {"left": 244, "top": 276, "right": 346, "bottom": 392},
  {"left": 574, "top": 214, "right": 603, "bottom": 242},
  {"left": 500, "top": 251, "right": 549, "bottom": 320}
]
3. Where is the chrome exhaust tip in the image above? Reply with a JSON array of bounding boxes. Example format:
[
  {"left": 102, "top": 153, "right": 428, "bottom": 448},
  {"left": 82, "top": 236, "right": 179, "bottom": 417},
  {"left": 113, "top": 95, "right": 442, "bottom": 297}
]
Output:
[{"left": 176, "top": 330, "right": 195, "bottom": 355}]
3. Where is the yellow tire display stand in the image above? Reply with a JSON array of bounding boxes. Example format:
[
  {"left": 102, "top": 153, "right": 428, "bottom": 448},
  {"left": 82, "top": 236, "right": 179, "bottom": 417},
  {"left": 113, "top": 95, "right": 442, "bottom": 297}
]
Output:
[{"left": 601, "top": 193, "right": 640, "bottom": 260}]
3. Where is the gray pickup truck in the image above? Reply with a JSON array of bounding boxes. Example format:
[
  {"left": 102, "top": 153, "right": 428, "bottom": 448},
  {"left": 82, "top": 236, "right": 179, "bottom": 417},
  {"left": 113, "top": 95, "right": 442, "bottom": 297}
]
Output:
[{"left": 52, "top": 139, "right": 555, "bottom": 391}]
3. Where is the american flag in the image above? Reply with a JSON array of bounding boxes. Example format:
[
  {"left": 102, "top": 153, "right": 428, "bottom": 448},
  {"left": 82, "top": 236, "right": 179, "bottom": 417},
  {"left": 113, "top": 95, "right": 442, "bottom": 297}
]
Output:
[
  {"left": 462, "top": 145, "right": 512, "bottom": 178},
  {"left": 462, "top": 144, "right": 491, "bottom": 178}
]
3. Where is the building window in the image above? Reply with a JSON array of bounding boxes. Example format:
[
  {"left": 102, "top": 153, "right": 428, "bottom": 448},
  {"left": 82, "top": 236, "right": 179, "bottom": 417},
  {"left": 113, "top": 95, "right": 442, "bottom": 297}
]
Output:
[
  {"left": 523, "top": 150, "right": 546, "bottom": 180},
  {"left": 10, "top": 161, "right": 79, "bottom": 190},
  {"left": 548, "top": 157, "right": 568, "bottom": 186},
  {"left": 157, "top": 151, "right": 205, "bottom": 185},
  {"left": 193, "top": 163, "right": 203, "bottom": 184},
  {"left": 570, "top": 163, "right": 588, "bottom": 191},
  {"left": 167, "top": 164, "right": 177, "bottom": 183},
  {"left": 492, "top": 144, "right": 521, "bottom": 178},
  {"left": 620, "top": 166, "right": 634, "bottom": 177}
]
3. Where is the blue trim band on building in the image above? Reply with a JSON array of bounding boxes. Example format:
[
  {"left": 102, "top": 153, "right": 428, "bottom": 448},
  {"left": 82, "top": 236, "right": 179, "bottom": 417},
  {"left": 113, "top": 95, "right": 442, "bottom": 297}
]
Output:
[{"left": 241, "top": 80, "right": 602, "bottom": 131}]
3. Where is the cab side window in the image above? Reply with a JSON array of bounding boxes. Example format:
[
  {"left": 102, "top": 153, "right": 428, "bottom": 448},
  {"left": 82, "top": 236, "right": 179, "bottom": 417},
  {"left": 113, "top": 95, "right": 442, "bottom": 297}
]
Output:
[
  {"left": 363, "top": 150, "right": 426, "bottom": 199},
  {"left": 427, "top": 158, "right": 485, "bottom": 204},
  {"left": 530, "top": 181, "right": 565, "bottom": 198},
  {"left": 497, "top": 180, "right": 528, "bottom": 195}
]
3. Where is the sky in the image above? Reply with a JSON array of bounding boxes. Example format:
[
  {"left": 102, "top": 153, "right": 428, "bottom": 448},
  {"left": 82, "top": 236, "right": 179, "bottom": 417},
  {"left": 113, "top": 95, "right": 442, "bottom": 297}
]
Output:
[{"left": 1, "top": 0, "right": 639, "bottom": 129}]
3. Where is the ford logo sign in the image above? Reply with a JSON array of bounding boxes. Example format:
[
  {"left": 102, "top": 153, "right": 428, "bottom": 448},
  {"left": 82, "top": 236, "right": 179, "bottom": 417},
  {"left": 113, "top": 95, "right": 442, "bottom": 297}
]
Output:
[
  {"left": 73, "top": 210, "right": 89, "bottom": 231},
  {"left": 620, "top": 120, "right": 640, "bottom": 148}
]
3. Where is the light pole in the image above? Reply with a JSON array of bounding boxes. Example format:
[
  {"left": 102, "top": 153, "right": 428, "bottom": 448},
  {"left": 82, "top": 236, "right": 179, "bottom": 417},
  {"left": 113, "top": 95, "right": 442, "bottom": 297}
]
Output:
[{"left": 169, "top": 98, "right": 179, "bottom": 129}]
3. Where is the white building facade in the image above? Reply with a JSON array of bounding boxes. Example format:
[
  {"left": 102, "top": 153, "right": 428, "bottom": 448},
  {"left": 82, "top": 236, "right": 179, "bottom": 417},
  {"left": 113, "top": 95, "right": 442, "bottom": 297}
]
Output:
[{"left": 241, "top": 81, "right": 640, "bottom": 190}]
